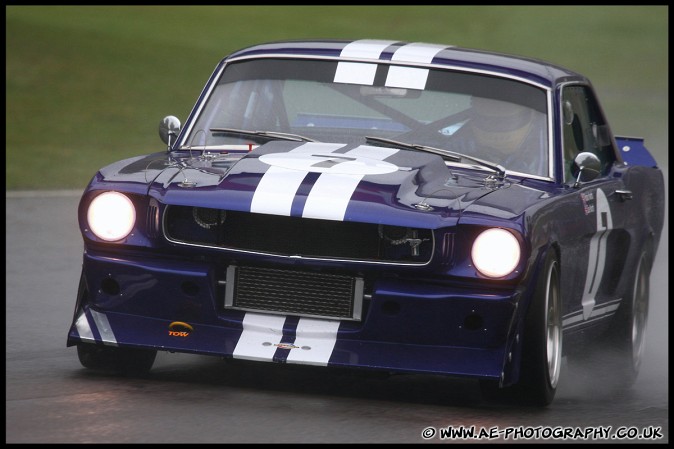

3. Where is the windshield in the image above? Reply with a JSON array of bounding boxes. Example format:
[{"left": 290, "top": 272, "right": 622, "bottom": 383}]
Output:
[{"left": 182, "top": 58, "right": 550, "bottom": 178}]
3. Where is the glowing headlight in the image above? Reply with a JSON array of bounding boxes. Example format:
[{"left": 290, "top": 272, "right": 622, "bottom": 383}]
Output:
[
  {"left": 471, "top": 228, "right": 521, "bottom": 278},
  {"left": 87, "top": 192, "right": 136, "bottom": 241}
]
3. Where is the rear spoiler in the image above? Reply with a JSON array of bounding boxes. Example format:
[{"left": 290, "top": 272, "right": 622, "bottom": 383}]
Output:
[{"left": 615, "top": 136, "right": 659, "bottom": 168}]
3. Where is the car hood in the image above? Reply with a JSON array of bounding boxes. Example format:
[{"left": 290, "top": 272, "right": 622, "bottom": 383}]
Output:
[{"left": 100, "top": 141, "right": 531, "bottom": 229}]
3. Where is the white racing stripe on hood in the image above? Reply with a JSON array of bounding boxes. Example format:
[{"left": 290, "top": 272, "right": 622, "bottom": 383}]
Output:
[
  {"left": 334, "top": 39, "right": 396, "bottom": 85},
  {"left": 250, "top": 142, "right": 346, "bottom": 216},
  {"left": 301, "top": 145, "right": 399, "bottom": 221},
  {"left": 386, "top": 43, "right": 449, "bottom": 90},
  {"left": 252, "top": 143, "right": 399, "bottom": 221},
  {"left": 301, "top": 173, "right": 363, "bottom": 221},
  {"left": 249, "top": 165, "right": 308, "bottom": 216}
]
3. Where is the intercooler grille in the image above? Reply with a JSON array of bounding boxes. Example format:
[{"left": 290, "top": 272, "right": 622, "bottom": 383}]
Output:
[{"left": 224, "top": 265, "right": 363, "bottom": 320}]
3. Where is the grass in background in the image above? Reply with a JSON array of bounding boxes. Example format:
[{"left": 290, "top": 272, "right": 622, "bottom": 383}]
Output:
[{"left": 6, "top": 5, "right": 668, "bottom": 190}]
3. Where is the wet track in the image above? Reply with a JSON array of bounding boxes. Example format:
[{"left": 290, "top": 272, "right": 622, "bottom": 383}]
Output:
[{"left": 5, "top": 186, "right": 668, "bottom": 444}]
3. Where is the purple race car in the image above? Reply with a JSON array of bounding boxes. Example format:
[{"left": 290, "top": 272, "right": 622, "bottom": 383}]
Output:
[{"left": 67, "top": 40, "right": 665, "bottom": 406}]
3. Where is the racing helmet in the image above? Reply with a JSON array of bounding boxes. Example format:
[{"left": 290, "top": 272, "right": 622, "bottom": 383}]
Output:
[{"left": 470, "top": 97, "right": 534, "bottom": 154}]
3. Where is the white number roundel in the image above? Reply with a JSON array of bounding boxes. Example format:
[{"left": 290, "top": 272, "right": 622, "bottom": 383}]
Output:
[{"left": 259, "top": 152, "right": 399, "bottom": 175}]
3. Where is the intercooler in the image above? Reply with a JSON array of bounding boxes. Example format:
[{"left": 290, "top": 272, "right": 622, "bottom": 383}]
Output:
[{"left": 224, "top": 265, "right": 364, "bottom": 320}]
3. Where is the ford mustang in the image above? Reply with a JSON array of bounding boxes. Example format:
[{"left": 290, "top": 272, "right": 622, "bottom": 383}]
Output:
[{"left": 67, "top": 39, "right": 665, "bottom": 406}]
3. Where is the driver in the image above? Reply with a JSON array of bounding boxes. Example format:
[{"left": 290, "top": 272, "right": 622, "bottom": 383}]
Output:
[{"left": 452, "top": 97, "right": 546, "bottom": 176}]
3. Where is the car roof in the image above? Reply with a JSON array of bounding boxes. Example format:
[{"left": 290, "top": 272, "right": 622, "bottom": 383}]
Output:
[{"left": 225, "top": 39, "right": 587, "bottom": 89}]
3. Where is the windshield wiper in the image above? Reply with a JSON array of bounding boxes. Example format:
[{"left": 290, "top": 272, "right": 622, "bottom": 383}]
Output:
[
  {"left": 365, "top": 136, "right": 506, "bottom": 179},
  {"left": 365, "top": 136, "right": 461, "bottom": 161},
  {"left": 210, "top": 128, "right": 316, "bottom": 142}
]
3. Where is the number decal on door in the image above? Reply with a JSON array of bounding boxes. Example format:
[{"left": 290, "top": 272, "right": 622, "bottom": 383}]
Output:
[{"left": 581, "top": 188, "right": 613, "bottom": 320}]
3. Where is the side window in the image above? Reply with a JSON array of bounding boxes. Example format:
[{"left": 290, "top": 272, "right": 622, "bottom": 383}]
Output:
[{"left": 561, "top": 85, "right": 615, "bottom": 183}]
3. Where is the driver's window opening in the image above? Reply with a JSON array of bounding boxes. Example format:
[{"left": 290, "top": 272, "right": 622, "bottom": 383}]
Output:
[{"left": 561, "top": 85, "right": 616, "bottom": 184}]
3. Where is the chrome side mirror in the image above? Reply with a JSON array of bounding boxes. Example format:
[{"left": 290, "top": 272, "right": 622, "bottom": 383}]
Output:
[
  {"left": 571, "top": 152, "right": 601, "bottom": 188},
  {"left": 159, "top": 116, "right": 181, "bottom": 151}
]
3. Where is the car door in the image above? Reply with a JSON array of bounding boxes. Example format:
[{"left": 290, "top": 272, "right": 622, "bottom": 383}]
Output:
[{"left": 559, "top": 84, "right": 630, "bottom": 332}]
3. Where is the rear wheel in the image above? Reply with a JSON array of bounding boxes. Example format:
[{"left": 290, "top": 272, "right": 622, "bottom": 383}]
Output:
[
  {"left": 606, "top": 249, "right": 651, "bottom": 387},
  {"left": 77, "top": 343, "right": 157, "bottom": 377},
  {"left": 480, "top": 250, "right": 562, "bottom": 406}
]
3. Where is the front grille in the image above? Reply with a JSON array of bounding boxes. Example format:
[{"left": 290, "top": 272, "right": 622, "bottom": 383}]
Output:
[
  {"left": 164, "top": 206, "right": 434, "bottom": 265},
  {"left": 224, "top": 265, "right": 363, "bottom": 320}
]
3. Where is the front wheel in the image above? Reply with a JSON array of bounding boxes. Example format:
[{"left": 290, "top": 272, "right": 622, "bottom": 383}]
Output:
[
  {"left": 77, "top": 343, "right": 157, "bottom": 377},
  {"left": 521, "top": 250, "right": 562, "bottom": 405},
  {"left": 480, "top": 249, "right": 562, "bottom": 406}
]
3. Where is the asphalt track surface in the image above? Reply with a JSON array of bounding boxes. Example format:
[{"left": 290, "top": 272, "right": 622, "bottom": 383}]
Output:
[{"left": 5, "top": 182, "right": 668, "bottom": 444}]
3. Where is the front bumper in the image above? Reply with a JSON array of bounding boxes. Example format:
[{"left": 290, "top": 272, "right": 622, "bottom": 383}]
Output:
[{"left": 67, "top": 250, "right": 525, "bottom": 382}]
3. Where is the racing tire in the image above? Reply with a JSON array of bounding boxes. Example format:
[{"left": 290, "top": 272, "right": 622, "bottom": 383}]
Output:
[
  {"left": 480, "top": 250, "right": 562, "bottom": 406},
  {"left": 603, "top": 249, "right": 651, "bottom": 388},
  {"left": 77, "top": 343, "right": 157, "bottom": 377}
]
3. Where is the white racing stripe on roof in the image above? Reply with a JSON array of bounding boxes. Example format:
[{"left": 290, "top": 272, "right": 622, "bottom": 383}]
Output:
[
  {"left": 334, "top": 39, "right": 396, "bottom": 85},
  {"left": 339, "top": 39, "right": 398, "bottom": 59},
  {"left": 390, "top": 42, "right": 450, "bottom": 63},
  {"left": 334, "top": 62, "right": 379, "bottom": 85},
  {"left": 385, "top": 42, "right": 449, "bottom": 90}
]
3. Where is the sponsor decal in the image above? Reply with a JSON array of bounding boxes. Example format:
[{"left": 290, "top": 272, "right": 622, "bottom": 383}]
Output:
[
  {"left": 580, "top": 191, "right": 595, "bottom": 215},
  {"left": 168, "top": 321, "right": 193, "bottom": 337},
  {"left": 169, "top": 331, "right": 190, "bottom": 337},
  {"left": 274, "top": 343, "right": 300, "bottom": 350}
]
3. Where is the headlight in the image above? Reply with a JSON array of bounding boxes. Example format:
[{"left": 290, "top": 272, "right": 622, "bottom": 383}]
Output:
[
  {"left": 471, "top": 228, "right": 521, "bottom": 278},
  {"left": 87, "top": 192, "right": 136, "bottom": 241}
]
